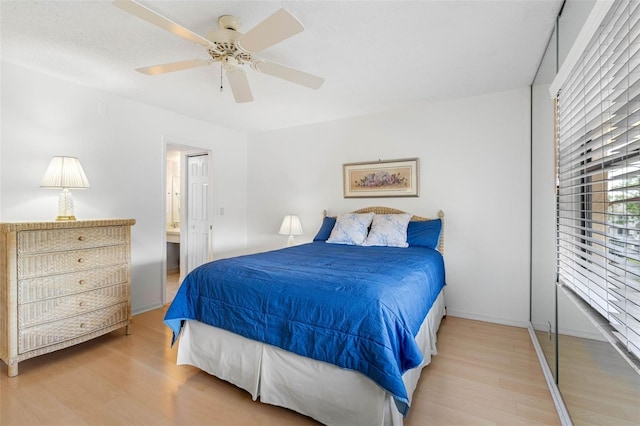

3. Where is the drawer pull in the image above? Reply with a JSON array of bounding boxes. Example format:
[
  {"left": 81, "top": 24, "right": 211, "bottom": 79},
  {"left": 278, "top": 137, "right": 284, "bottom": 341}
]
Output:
[
  {"left": 79, "top": 323, "right": 86, "bottom": 328},
  {"left": 79, "top": 279, "right": 86, "bottom": 285},
  {"left": 78, "top": 236, "right": 86, "bottom": 241},
  {"left": 77, "top": 258, "right": 84, "bottom": 263},
  {"left": 79, "top": 301, "right": 85, "bottom": 307}
]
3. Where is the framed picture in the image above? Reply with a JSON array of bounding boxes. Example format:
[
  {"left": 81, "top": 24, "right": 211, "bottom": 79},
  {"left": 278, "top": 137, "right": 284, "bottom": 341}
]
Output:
[{"left": 343, "top": 158, "right": 419, "bottom": 198}]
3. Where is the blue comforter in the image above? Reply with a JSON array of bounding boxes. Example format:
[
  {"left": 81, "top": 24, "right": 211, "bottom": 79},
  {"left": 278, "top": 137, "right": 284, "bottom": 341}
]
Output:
[{"left": 164, "top": 241, "right": 445, "bottom": 415}]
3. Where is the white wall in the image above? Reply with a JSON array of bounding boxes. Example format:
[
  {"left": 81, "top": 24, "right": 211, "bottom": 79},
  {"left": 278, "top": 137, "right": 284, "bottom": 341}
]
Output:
[
  {"left": 1, "top": 60, "right": 533, "bottom": 326},
  {"left": 247, "top": 87, "right": 532, "bottom": 326},
  {"left": 0, "top": 62, "right": 248, "bottom": 314}
]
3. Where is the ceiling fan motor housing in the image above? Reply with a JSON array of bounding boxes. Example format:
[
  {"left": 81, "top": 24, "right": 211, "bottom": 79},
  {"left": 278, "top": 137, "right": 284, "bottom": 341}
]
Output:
[{"left": 206, "top": 16, "right": 251, "bottom": 64}]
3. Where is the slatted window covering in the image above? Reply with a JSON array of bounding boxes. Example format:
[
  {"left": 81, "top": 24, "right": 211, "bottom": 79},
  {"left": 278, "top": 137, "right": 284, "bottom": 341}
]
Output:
[{"left": 557, "top": 0, "right": 640, "bottom": 360}]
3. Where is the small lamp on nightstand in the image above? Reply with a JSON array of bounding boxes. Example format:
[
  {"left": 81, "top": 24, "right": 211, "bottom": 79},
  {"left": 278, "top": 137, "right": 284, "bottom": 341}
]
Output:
[
  {"left": 279, "top": 214, "right": 303, "bottom": 246},
  {"left": 41, "top": 156, "right": 91, "bottom": 221}
]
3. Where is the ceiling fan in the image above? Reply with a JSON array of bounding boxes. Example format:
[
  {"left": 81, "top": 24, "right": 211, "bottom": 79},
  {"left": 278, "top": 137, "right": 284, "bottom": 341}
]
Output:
[{"left": 112, "top": 0, "right": 324, "bottom": 103}]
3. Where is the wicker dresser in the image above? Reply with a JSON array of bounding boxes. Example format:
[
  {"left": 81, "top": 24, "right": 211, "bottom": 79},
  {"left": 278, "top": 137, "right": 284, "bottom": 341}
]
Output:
[{"left": 0, "top": 219, "right": 135, "bottom": 377}]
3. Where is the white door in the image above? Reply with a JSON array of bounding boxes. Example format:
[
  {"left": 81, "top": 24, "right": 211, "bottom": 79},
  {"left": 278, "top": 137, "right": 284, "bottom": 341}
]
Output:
[{"left": 186, "top": 154, "right": 210, "bottom": 273}]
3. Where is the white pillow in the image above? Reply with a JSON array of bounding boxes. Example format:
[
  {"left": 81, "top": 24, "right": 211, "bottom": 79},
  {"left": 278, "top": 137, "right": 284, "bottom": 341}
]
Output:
[
  {"left": 326, "top": 212, "right": 375, "bottom": 245},
  {"left": 362, "top": 213, "right": 411, "bottom": 248}
]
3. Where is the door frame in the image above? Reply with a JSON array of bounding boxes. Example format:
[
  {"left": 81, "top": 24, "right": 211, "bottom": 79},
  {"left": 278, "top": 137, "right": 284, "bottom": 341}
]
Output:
[{"left": 162, "top": 137, "right": 213, "bottom": 305}]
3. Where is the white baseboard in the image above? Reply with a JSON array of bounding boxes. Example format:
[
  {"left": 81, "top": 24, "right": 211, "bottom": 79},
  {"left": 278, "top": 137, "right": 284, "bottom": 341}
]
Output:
[
  {"left": 132, "top": 302, "right": 164, "bottom": 316},
  {"left": 531, "top": 320, "right": 605, "bottom": 342},
  {"left": 446, "top": 309, "right": 529, "bottom": 328}
]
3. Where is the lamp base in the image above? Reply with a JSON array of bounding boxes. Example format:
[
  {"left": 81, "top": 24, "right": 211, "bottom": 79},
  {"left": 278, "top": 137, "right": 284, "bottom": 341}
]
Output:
[{"left": 56, "top": 189, "right": 77, "bottom": 221}]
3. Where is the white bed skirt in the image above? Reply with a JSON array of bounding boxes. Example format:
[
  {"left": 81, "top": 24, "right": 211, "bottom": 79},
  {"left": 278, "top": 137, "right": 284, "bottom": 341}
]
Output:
[{"left": 176, "top": 289, "right": 446, "bottom": 426}]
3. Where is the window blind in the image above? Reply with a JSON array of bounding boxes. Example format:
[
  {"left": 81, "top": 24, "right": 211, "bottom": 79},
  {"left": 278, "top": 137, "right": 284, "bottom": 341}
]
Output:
[{"left": 557, "top": 0, "right": 640, "bottom": 360}]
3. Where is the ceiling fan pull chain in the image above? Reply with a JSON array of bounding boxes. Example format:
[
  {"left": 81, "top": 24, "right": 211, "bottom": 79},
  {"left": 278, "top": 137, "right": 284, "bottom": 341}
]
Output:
[{"left": 220, "top": 62, "right": 224, "bottom": 92}]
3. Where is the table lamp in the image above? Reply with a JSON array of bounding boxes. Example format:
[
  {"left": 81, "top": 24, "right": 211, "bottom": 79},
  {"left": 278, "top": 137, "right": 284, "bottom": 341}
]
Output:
[
  {"left": 41, "top": 156, "right": 91, "bottom": 221},
  {"left": 279, "top": 214, "right": 303, "bottom": 246}
]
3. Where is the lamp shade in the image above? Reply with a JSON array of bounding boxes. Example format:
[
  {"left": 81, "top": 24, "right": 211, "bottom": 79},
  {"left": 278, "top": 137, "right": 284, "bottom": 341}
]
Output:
[
  {"left": 279, "top": 214, "right": 303, "bottom": 236},
  {"left": 41, "top": 156, "right": 90, "bottom": 189}
]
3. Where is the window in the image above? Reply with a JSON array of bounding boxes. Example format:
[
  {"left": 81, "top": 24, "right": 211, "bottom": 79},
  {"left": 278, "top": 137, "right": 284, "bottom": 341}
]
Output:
[{"left": 557, "top": 0, "right": 640, "bottom": 360}]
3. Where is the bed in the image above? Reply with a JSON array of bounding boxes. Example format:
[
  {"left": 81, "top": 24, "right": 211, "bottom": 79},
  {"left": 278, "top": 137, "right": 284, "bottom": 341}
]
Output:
[{"left": 164, "top": 207, "right": 446, "bottom": 426}]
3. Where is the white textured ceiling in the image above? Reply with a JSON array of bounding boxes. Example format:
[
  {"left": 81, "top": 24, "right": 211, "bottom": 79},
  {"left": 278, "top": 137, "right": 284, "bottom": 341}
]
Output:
[{"left": 1, "top": 0, "right": 562, "bottom": 133}]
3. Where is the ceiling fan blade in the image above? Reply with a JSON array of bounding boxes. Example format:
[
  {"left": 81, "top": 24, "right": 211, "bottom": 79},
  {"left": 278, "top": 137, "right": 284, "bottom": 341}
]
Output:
[
  {"left": 237, "top": 8, "right": 304, "bottom": 54},
  {"left": 136, "top": 59, "right": 212, "bottom": 75},
  {"left": 253, "top": 60, "right": 324, "bottom": 89},
  {"left": 225, "top": 67, "right": 253, "bottom": 103},
  {"left": 113, "top": 0, "right": 210, "bottom": 47}
]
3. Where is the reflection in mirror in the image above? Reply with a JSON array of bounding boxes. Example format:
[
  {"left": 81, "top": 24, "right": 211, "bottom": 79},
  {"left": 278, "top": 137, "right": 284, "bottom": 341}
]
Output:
[
  {"left": 548, "top": 1, "right": 640, "bottom": 424},
  {"left": 558, "top": 288, "right": 640, "bottom": 425},
  {"left": 557, "top": 0, "right": 597, "bottom": 71},
  {"left": 531, "top": 23, "right": 558, "bottom": 380},
  {"left": 531, "top": 2, "right": 640, "bottom": 424},
  {"left": 166, "top": 148, "right": 181, "bottom": 228}
]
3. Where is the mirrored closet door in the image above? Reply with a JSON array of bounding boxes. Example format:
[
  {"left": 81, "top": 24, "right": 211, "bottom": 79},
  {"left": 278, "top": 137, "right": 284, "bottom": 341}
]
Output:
[{"left": 531, "top": 1, "right": 640, "bottom": 424}]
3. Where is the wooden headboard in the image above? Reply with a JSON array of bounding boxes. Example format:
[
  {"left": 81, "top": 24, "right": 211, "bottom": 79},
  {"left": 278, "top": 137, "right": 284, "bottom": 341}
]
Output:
[{"left": 323, "top": 206, "right": 445, "bottom": 254}]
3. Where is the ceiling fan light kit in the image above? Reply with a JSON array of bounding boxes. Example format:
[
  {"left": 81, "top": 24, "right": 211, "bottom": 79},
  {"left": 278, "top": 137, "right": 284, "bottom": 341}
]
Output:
[{"left": 112, "top": 0, "right": 324, "bottom": 103}]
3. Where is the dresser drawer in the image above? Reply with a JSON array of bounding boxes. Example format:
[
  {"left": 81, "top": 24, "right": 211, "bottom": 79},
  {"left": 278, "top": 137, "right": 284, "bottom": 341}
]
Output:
[
  {"left": 18, "top": 226, "right": 128, "bottom": 254},
  {"left": 18, "top": 265, "right": 129, "bottom": 303},
  {"left": 18, "top": 245, "right": 128, "bottom": 279},
  {"left": 19, "top": 283, "right": 129, "bottom": 328},
  {"left": 18, "top": 302, "right": 129, "bottom": 354}
]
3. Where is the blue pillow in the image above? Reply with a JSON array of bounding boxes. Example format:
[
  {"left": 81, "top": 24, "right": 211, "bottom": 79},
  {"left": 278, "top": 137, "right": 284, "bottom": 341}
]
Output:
[
  {"left": 407, "top": 219, "right": 442, "bottom": 249},
  {"left": 313, "top": 216, "right": 337, "bottom": 241}
]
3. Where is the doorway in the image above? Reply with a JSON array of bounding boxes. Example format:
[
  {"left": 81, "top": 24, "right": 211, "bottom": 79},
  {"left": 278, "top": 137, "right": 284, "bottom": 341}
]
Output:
[
  {"left": 164, "top": 141, "right": 213, "bottom": 304},
  {"left": 165, "top": 147, "right": 181, "bottom": 302}
]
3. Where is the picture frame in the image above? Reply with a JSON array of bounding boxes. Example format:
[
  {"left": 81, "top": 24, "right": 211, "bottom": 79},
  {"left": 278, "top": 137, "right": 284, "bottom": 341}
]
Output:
[{"left": 343, "top": 158, "right": 419, "bottom": 198}]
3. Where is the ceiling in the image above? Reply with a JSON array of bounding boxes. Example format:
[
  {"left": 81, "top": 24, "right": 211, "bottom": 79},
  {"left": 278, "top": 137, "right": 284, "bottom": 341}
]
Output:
[{"left": 0, "top": 0, "right": 563, "bottom": 134}]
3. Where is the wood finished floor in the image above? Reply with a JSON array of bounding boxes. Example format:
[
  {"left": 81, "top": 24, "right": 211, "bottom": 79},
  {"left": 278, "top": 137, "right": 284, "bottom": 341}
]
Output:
[
  {"left": 166, "top": 271, "right": 180, "bottom": 303},
  {"left": 0, "top": 309, "right": 560, "bottom": 425}
]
